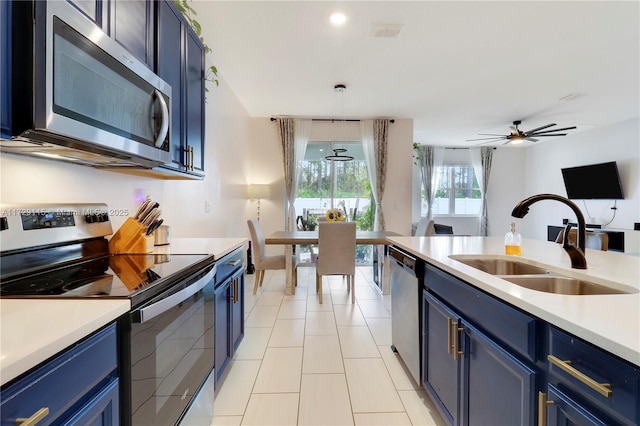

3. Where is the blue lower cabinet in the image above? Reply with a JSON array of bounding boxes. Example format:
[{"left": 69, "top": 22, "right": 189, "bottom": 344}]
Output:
[
  {"left": 462, "top": 320, "right": 537, "bottom": 426},
  {"left": 0, "top": 323, "right": 119, "bottom": 426},
  {"left": 63, "top": 379, "right": 119, "bottom": 425},
  {"left": 214, "top": 248, "right": 245, "bottom": 383},
  {"left": 423, "top": 291, "right": 539, "bottom": 425},
  {"left": 423, "top": 291, "right": 461, "bottom": 425},
  {"left": 547, "top": 326, "right": 640, "bottom": 425},
  {"left": 545, "top": 385, "right": 611, "bottom": 426}
]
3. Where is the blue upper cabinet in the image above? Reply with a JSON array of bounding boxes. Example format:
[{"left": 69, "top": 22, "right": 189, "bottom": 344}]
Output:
[
  {"left": 1, "top": 0, "right": 11, "bottom": 139},
  {"left": 67, "top": 0, "right": 154, "bottom": 68},
  {"left": 156, "top": 0, "right": 206, "bottom": 178},
  {"left": 65, "top": 0, "right": 108, "bottom": 28},
  {"left": 156, "top": 0, "right": 184, "bottom": 171},
  {"left": 109, "top": 1, "right": 155, "bottom": 67}
]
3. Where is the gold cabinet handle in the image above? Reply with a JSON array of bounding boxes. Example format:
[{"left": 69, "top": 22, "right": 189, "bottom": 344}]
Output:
[
  {"left": 548, "top": 355, "right": 612, "bottom": 397},
  {"left": 452, "top": 323, "right": 464, "bottom": 361},
  {"left": 447, "top": 317, "right": 454, "bottom": 354},
  {"left": 189, "top": 146, "right": 195, "bottom": 170},
  {"left": 16, "top": 407, "right": 49, "bottom": 426},
  {"left": 537, "top": 391, "right": 554, "bottom": 426},
  {"left": 233, "top": 278, "right": 239, "bottom": 303}
]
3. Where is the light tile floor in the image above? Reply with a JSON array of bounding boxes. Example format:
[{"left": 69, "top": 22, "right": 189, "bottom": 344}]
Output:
[{"left": 212, "top": 266, "right": 447, "bottom": 426}]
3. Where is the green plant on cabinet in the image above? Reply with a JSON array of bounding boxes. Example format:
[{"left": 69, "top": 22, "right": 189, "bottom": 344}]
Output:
[{"left": 173, "top": 0, "right": 219, "bottom": 92}]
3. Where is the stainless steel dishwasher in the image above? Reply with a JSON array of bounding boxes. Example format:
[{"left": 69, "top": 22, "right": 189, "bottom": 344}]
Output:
[{"left": 390, "top": 245, "right": 424, "bottom": 386}]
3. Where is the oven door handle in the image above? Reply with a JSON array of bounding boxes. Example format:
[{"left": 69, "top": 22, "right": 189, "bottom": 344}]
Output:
[{"left": 137, "top": 264, "right": 216, "bottom": 323}]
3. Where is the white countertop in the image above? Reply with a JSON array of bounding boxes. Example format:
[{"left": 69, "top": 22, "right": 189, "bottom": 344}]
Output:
[
  {"left": 0, "top": 299, "right": 130, "bottom": 386},
  {"left": 1, "top": 238, "right": 247, "bottom": 387},
  {"left": 387, "top": 236, "right": 640, "bottom": 366},
  {"left": 152, "top": 237, "right": 247, "bottom": 258}
]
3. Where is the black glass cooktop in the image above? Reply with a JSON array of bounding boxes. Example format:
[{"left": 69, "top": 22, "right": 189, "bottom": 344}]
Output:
[{"left": 0, "top": 253, "right": 211, "bottom": 303}]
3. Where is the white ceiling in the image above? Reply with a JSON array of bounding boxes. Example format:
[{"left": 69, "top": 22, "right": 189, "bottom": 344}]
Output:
[{"left": 194, "top": 1, "right": 639, "bottom": 147}]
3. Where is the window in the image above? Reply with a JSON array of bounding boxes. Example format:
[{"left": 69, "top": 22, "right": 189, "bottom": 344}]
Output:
[
  {"left": 295, "top": 141, "right": 374, "bottom": 263},
  {"left": 422, "top": 164, "right": 481, "bottom": 216},
  {"left": 296, "top": 141, "right": 373, "bottom": 228}
]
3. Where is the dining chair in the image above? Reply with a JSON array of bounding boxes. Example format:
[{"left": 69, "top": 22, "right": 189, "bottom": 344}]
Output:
[
  {"left": 316, "top": 221, "right": 357, "bottom": 304},
  {"left": 555, "top": 228, "right": 609, "bottom": 251},
  {"left": 247, "top": 219, "right": 298, "bottom": 294},
  {"left": 432, "top": 223, "right": 454, "bottom": 235},
  {"left": 415, "top": 217, "right": 434, "bottom": 236}
]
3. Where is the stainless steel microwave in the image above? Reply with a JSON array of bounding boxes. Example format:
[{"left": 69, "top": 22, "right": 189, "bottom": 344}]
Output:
[{"left": 0, "top": 1, "right": 171, "bottom": 168}]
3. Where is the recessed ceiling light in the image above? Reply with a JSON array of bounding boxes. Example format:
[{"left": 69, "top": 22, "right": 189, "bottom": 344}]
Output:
[{"left": 330, "top": 12, "right": 347, "bottom": 26}]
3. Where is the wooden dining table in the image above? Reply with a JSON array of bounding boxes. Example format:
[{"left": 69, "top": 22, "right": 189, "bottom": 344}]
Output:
[{"left": 265, "top": 230, "right": 400, "bottom": 295}]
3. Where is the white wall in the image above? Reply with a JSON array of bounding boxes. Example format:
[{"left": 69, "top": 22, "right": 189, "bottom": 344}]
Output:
[{"left": 517, "top": 117, "right": 639, "bottom": 241}]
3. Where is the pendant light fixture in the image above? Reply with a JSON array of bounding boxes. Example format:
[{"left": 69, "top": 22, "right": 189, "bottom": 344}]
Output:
[
  {"left": 325, "top": 84, "right": 354, "bottom": 162},
  {"left": 325, "top": 147, "right": 354, "bottom": 162}
]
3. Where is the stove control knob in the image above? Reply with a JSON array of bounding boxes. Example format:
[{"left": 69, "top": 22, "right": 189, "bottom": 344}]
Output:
[
  {"left": 99, "top": 213, "right": 109, "bottom": 222},
  {"left": 0, "top": 217, "right": 8, "bottom": 231},
  {"left": 85, "top": 214, "right": 97, "bottom": 223}
]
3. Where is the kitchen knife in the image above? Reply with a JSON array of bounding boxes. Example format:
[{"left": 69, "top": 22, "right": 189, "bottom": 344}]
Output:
[
  {"left": 138, "top": 202, "right": 159, "bottom": 223},
  {"left": 146, "top": 219, "right": 164, "bottom": 236},
  {"left": 142, "top": 209, "right": 161, "bottom": 227},
  {"left": 134, "top": 199, "right": 151, "bottom": 219}
]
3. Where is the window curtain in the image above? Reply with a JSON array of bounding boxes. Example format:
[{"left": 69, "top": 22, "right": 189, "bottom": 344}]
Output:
[
  {"left": 292, "top": 119, "right": 311, "bottom": 228},
  {"left": 361, "top": 119, "right": 389, "bottom": 231},
  {"left": 470, "top": 147, "right": 493, "bottom": 236},
  {"left": 277, "top": 118, "right": 295, "bottom": 231},
  {"left": 415, "top": 145, "right": 444, "bottom": 219}
]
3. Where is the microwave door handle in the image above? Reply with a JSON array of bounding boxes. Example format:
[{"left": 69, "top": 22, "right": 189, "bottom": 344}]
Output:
[
  {"left": 153, "top": 89, "right": 169, "bottom": 148},
  {"left": 137, "top": 265, "right": 216, "bottom": 323}
]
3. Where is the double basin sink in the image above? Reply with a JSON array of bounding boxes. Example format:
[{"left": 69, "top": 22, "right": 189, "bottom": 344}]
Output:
[{"left": 449, "top": 256, "right": 634, "bottom": 295}]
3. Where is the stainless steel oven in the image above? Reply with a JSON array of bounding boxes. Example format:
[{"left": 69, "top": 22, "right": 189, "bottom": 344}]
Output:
[
  {"left": 2, "top": 1, "right": 171, "bottom": 168},
  {"left": 0, "top": 204, "right": 215, "bottom": 426},
  {"left": 121, "top": 262, "right": 215, "bottom": 426}
]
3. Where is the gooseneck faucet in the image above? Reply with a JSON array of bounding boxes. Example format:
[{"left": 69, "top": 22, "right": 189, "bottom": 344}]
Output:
[{"left": 511, "top": 193, "right": 587, "bottom": 269}]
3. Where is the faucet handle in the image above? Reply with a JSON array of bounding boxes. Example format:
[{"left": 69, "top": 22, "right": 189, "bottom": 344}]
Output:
[{"left": 561, "top": 224, "right": 574, "bottom": 249}]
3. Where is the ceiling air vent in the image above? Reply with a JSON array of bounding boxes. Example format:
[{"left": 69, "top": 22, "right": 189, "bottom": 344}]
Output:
[{"left": 370, "top": 23, "right": 403, "bottom": 38}]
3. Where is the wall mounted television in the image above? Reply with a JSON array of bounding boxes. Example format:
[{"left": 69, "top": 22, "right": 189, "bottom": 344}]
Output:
[{"left": 561, "top": 161, "right": 624, "bottom": 200}]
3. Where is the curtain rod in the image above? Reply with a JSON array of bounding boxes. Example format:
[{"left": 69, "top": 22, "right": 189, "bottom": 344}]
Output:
[{"left": 270, "top": 117, "right": 395, "bottom": 123}]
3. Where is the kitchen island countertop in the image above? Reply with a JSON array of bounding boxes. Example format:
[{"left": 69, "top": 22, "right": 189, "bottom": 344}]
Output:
[
  {"left": 387, "top": 236, "right": 640, "bottom": 366},
  {"left": 1, "top": 238, "right": 247, "bottom": 387}
]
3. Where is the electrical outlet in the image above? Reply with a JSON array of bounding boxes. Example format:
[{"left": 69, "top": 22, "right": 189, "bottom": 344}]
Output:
[{"left": 204, "top": 201, "right": 212, "bottom": 213}]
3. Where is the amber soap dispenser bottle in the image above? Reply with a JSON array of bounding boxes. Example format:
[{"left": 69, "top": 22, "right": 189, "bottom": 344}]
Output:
[{"left": 505, "top": 221, "right": 522, "bottom": 255}]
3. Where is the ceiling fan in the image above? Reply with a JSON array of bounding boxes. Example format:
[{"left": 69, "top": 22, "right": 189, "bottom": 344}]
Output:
[{"left": 467, "top": 120, "right": 577, "bottom": 145}]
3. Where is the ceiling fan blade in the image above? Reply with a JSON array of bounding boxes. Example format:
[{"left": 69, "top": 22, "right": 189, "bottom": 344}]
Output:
[
  {"left": 528, "top": 133, "right": 568, "bottom": 137},
  {"left": 476, "top": 140, "right": 502, "bottom": 145},
  {"left": 531, "top": 126, "right": 577, "bottom": 135},
  {"left": 466, "top": 136, "right": 507, "bottom": 142},
  {"left": 523, "top": 123, "right": 556, "bottom": 134},
  {"left": 477, "top": 133, "right": 507, "bottom": 136},
  {"left": 524, "top": 137, "right": 539, "bottom": 142}
]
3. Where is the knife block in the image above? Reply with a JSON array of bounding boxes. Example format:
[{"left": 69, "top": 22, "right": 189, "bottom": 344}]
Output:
[{"left": 109, "top": 218, "right": 154, "bottom": 254}]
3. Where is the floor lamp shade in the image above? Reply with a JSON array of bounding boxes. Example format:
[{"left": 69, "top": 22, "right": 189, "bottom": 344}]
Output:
[
  {"left": 247, "top": 184, "right": 270, "bottom": 220},
  {"left": 246, "top": 184, "right": 270, "bottom": 200}
]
